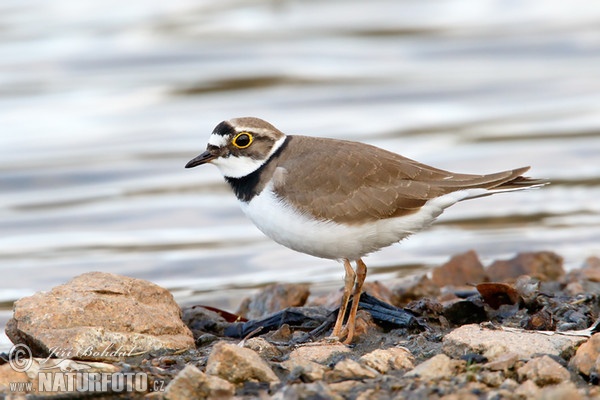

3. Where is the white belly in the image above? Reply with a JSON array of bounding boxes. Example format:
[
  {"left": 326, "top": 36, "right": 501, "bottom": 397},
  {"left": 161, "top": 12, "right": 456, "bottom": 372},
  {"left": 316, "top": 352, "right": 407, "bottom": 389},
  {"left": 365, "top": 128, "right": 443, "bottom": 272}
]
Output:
[{"left": 239, "top": 186, "right": 477, "bottom": 261}]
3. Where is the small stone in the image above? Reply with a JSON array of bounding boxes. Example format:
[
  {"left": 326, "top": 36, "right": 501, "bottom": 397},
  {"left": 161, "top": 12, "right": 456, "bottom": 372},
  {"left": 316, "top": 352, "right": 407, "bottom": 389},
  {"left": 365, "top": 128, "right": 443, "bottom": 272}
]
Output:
[
  {"left": 515, "top": 379, "right": 540, "bottom": 398},
  {"left": 164, "top": 364, "right": 234, "bottom": 400},
  {"left": 517, "top": 355, "right": 570, "bottom": 386},
  {"left": 538, "top": 382, "right": 583, "bottom": 400},
  {"left": 569, "top": 332, "right": 600, "bottom": 377},
  {"left": 0, "top": 364, "right": 30, "bottom": 394},
  {"left": 480, "top": 371, "right": 504, "bottom": 387},
  {"left": 404, "top": 354, "right": 464, "bottom": 380},
  {"left": 272, "top": 382, "right": 342, "bottom": 400},
  {"left": 5, "top": 272, "right": 195, "bottom": 361},
  {"left": 206, "top": 341, "right": 279, "bottom": 384},
  {"left": 237, "top": 283, "right": 310, "bottom": 319},
  {"left": 359, "top": 347, "right": 414, "bottom": 373},
  {"left": 484, "top": 352, "right": 519, "bottom": 371},
  {"left": 327, "top": 359, "right": 379, "bottom": 382},
  {"left": 443, "top": 324, "right": 585, "bottom": 360},
  {"left": 243, "top": 337, "right": 282, "bottom": 359},
  {"left": 486, "top": 252, "right": 564, "bottom": 282},
  {"left": 581, "top": 257, "right": 600, "bottom": 282},
  {"left": 392, "top": 274, "right": 441, "bottom": 306},
  {"left": 282, "top": 358, "right": 326, "bottom": 382},
  {"left": 431, "top": 250, "right": 486, "bottom": 288},
  {"left": 287, "top": 343, "right": 351, "bottom": 365}
]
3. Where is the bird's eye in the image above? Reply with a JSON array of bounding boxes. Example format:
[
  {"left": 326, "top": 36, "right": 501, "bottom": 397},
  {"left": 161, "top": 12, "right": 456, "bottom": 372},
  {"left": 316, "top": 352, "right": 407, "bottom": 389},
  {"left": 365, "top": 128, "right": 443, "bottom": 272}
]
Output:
[{"left": 232, "top": 132, "right": 253, "bottom": 149}]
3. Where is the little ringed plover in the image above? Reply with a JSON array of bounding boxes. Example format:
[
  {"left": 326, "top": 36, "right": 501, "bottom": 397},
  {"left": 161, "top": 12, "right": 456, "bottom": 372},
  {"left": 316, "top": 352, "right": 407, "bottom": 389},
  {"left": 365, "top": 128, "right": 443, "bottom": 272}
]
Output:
[{"left": 186, "top": 117, "right": 545, "bottom": 344}]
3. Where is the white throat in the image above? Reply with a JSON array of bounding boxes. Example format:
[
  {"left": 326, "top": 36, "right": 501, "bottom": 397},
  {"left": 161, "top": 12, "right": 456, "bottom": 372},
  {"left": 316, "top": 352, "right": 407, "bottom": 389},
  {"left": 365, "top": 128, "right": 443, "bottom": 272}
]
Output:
[{"left": 212, "top": 136, "right": 287, "bottom": 178}]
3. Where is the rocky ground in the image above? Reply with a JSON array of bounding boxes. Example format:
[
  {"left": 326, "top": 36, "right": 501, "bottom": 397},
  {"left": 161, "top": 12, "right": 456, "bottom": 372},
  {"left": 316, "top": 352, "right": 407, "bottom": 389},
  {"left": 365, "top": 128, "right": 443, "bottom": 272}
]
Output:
[{"left": 1, "top": 250, "right": 600, "bottom": 399}]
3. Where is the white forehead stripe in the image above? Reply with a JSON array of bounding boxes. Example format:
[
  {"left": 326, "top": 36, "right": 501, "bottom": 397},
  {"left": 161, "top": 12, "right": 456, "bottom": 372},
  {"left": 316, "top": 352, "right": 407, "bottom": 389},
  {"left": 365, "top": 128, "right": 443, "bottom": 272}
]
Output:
[{"left": 208, "top": 133, "right": 229, "bottom": 148}]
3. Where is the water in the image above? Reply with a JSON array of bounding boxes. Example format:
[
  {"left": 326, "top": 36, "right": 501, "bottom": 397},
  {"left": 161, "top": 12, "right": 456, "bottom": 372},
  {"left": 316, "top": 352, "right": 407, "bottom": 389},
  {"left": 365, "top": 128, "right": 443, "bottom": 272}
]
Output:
[{"left": 1, "top": 0, "right": 600, "bottom": 350}]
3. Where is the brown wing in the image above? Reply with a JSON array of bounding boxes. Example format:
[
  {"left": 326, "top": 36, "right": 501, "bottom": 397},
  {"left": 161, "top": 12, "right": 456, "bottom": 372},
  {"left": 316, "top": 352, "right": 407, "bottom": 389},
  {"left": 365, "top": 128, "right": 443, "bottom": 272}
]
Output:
[{"left": 272, "top": 135, "right": 539, "bottom": 225}]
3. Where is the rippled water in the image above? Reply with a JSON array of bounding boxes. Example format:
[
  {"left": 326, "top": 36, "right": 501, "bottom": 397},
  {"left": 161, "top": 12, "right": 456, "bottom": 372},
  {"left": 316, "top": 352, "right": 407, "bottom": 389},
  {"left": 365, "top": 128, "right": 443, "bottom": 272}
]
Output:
[{"left": 1, "top": 0, "right": 600, "bottom": 349}]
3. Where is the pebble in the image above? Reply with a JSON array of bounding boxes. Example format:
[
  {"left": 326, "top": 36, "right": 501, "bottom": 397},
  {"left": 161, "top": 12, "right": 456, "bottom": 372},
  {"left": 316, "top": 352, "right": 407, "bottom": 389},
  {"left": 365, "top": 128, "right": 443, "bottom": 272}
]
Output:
[
  {"left": 164, "top": 364, "right": 235, "bottom": 400},
  {"left": 205, "top": 341, "right": 279, "bottom": 384},
  {"left": 569, "top": 332, "right": 600, "bottom": 378},
  {"left": 359, "top": 347, "right": 414, "bottom": 373},
  {"left": 517, "top": 355, "right": 570, "bottom": 386},
  {"left": 404, "top": 354, "right": 464, "bottom": 380}
]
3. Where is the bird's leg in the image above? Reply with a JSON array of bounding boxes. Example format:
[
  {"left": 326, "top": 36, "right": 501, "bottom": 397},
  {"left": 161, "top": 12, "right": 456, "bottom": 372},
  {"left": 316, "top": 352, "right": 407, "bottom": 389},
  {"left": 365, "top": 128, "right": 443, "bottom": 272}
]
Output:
[
  {"left": 343, "top": 258, "right": 367, "bottom": 344},
  {"left": 331, "top": 258, "right": 355, "bottom": 339}
]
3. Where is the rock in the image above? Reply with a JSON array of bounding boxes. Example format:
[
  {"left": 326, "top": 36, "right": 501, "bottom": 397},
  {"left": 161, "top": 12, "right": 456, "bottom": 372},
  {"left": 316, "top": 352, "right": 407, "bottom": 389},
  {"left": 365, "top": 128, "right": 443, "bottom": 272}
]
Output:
[
  {"left": 404, "top": 354, "right": 464, "bottom": 380},
  {"left": 442, "top": 324, "right": 585, "bottom": 360},
  {"left": 431, "top": 250, "right": 487, "bottom": 287},
  {"left": 237, "top": 283, "right": 310, "bottom": 319},
  {"left": 164, "top": 364, "right": 234, "bottom": 400},
  {"left": 287, "top": 343, "right": 351, "bottom": 365},
  {"left": 392, "top": 275, "right": 440, "bottom": 306},
  {"left": 569, "top": 332, "right": 600, "bottom": 377},
  {"left": 538, "top": 382, "right": 583, "bottom": 400},
  {"left": 0, "top": 364, "right": 29, "bottom": 395},
  {"left": 359, "top": 347, "right": 414, "bottom": 373},
  {"left": 206, "top": 341, "right": 279, "bottom": 384},
  {"left": 517, "top": 355, "right": 570, "bottom": 386},
  {"left": 514, "top": 379, "right": 540, "bottom": 399},
  {"left": 272, "top": 382, "right": 342, "bottom": 400},
  {"left": 327, "top": 359, "right": 378, "bottom": 382},
  {"left": 282, "top": 358, "right": 326, "bottom": 382},
  {"left": 243, "top": 337, "right": 283, "bottom": 359},
  {"left": 5, "top": 272, "right": 194, "bottom": 361},
  {"left": 484, "top": 352, "right": 519, "bottom": 372},
  {"left": 486, "top": 252, "right": 564, "bottom": 282},
  {"left": 181, "top": 305, "right": 231, "bottom": 338},
  {"left": 580, "top": 256, "right": 600, "bottom": 282}
]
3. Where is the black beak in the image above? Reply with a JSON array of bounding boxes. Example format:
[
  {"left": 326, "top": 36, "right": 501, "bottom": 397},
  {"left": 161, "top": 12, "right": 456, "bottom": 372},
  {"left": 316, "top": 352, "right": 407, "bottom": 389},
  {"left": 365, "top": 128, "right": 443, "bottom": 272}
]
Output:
[{"left": 185, "top": 150, "right": 216, "bottom": 168}]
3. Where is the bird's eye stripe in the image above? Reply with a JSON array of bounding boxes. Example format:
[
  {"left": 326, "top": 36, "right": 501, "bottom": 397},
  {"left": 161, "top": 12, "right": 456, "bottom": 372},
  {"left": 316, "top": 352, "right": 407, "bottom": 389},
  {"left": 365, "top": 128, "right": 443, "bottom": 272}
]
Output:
[{"left": 232, "top": 132, "right": 253, "bottom": 149}]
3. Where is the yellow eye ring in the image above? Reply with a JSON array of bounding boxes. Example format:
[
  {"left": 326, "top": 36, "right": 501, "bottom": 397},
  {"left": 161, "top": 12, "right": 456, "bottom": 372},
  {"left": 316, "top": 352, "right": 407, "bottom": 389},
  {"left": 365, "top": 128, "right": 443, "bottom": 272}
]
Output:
[{"left": 232, "top": 132, "right": 253, "bottom": 149}]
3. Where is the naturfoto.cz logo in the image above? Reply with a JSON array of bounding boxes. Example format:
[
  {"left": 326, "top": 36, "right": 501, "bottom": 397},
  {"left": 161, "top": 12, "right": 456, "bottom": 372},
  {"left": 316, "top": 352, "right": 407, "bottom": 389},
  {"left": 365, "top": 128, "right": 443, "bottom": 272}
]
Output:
[{"left": 5, "top": 344, "right": 165, "bottom": 394}]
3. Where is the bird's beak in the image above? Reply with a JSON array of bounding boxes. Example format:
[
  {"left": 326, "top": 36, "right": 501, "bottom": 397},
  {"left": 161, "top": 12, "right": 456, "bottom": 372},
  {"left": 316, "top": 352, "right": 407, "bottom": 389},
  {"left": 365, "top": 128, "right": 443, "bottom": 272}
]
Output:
[{"left": 185, "top": 150, "right": 217, "bottom": 168}]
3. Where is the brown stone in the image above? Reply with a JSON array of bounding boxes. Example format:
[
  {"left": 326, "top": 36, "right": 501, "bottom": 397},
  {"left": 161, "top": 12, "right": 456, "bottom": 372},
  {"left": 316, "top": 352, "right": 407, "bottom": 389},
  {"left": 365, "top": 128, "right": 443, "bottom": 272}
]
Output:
[
  {"left": 486, "top": 252, "right": 564, "bottom": 282},
  {"left": 327, "top": 359, "right": 379, "bottom": 382},
  {"left": 164, "top": 364, "right": 234, "bottom": 400},
  {"left": 569, "top": 332, "right": 600, "bottom": 377},
  {"left": 484, "top": 352, "right": 519, "bottom": 372},
  {"left": 205, "top": 341, "right": 279, "bottom": 384},
  {"left": 287, "top": 343, "right": 351, "bottom": 365},
  {"left": 431, "top": 250, "right": 487, "bottom": 287},
  {"left": 359, "top": 347, "right": 414, "bottom": 373},
  {"left": 243, "top": 337, "right": 283, "bottom": 359},
  {"left": 404, "top": 354, "right": 464, "bottom": 380},
  {"left": 517, "top": 355, "right": 570, "bottom": 386},
  {"left": 581, "top": 257, "right": 600, "bottom": 282},
  {"left": 443, "top": 324, "right": 585, "bottom": 360},
  {"left": 5, "top": 272, "right": 194, "bottom": 361},
  {"left": 392, "top": 274, "right": 441, "bottom": 306},
  {"left": 237, "top": 283, "right": 310, "bottom": 319}
]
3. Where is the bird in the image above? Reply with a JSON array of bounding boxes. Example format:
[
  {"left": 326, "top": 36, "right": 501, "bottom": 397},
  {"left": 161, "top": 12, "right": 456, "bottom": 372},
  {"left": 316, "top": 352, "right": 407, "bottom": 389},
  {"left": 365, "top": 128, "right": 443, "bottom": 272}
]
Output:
[{"left": 185, "top": 117, "right": 545, "bottom": 344}]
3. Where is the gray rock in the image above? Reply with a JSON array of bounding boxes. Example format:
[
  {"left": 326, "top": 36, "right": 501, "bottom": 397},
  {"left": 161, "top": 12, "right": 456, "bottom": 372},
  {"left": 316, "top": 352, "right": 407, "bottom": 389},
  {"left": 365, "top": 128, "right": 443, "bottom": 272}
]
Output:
[{"left": 5, "top": 272, "right": 195, "bottom": 361}]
